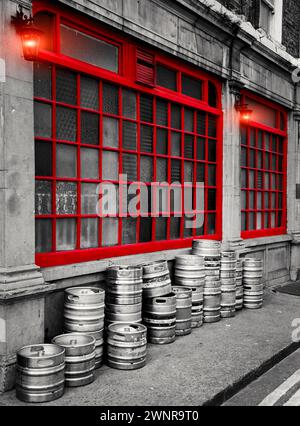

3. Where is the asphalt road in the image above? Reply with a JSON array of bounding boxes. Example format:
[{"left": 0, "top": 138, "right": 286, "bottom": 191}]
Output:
[{"left": 224, "top": 349, "right": 300, "bottom": 406}]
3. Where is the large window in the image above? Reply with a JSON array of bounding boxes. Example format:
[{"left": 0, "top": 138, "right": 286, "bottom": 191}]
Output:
[
  {"left": 240, "top": 93, "right": 287, "bottom": 238},
  {"left": 33, "top": 2, "right": 222, "bottom": 267}
]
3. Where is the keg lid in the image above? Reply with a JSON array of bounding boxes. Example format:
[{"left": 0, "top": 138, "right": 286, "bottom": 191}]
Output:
[
  {"left": 65, "top": 287, "right": 104, "bottom": 296},
  {"left": 108, "top": 322, "right": 147, "bottom": 334},
  {"left": 17, "top": 344, "right": 64, "bottom": 359},
  {"left": 52, "top": 333, "right": 95, "bottom": 348}
]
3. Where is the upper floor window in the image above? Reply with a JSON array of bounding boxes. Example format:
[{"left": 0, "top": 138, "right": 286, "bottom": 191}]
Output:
[
  {"left": 259, "top": 0, "right": 283, "bottom": 43},
  {"left": 260, "top": 0, "right": 275, "bottom": 34}
]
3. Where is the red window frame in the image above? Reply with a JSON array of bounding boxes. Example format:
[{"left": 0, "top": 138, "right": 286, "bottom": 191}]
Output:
[
  {"left": 240, "top": 91, "right": 288, "bottom": 239},
  {"left": 33, "top": 1, "right": 223, "bottom": 267}
]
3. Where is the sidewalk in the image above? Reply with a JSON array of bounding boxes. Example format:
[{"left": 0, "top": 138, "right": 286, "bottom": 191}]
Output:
[{"left": 1, "top": 290, "right": 300, "bottom": 406}]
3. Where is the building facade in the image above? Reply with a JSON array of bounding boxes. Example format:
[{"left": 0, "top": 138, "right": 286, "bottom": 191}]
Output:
[{"left": 1, "top": 0, "right": 300, "bottom": 391}]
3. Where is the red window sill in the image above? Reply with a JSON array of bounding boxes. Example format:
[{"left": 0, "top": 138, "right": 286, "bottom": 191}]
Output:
[{"left": 241, "top": 227, "right": 287, "bottom": 240}]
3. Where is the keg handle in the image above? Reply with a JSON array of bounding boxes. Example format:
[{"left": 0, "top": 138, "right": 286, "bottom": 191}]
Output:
[
  {"left": 37, "top": 359, "right": 56, "bottom": 367},
  {"left": 155, "top": 299, "right": 166, "bottom": 304},
  {"left": 70, "top": 339, "right": 77, "bottom": 345},
  {"left": 30, "top": 346, "right": 44, "bottom": 354},
  {"left": 67, "top": 295, "right": 79, "bottom": 301}
]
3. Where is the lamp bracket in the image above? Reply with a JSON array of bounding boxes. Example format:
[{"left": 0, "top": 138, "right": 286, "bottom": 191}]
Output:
[{"left": 11, "top": 5, "right": 34, "bottom": 32}]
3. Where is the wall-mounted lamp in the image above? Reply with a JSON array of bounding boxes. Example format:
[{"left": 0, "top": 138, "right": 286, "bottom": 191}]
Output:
[
  {"left": 235, "top": 99, "right": 253, "bottom": 123},
  {"left": 11, "top": 5, "right": 43, "bottom": 61}
]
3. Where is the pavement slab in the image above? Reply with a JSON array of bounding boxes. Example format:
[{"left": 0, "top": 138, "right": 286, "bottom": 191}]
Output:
[{"left": 0, "top": 290, "right": 300, "bottom": 406}]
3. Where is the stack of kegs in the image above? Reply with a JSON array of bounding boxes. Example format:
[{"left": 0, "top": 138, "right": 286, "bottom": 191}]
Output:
[
  {"left": 243, "top": 258, "right": 264, "bottom": 309},
  {"left": 172, "top": 287, "right": 193, "bottom": 336},
  {"left": 143, "top": 293, "right": 177, "bottom": 344},
  {"left": 52, "top": 333, "right": 96, "bottom": 387},
  {"left": 105, "top": 266, "right": 143, "bottom": 327},
  {"left": 16, "top": 344, "right": 65, "bottom": 403},
  {"left": 141, "top": 261, "right": 172, "bottom": 298},
  {"left": 193, "top": 240, "right": 222, "bottom": 323},
  {"left": 64, "top": 287, "right": 105, "bottom": 369},
  {"left": 106, "top": 323, "right": 147, "bottom": 370},
  {"left": 174, "top": 255, "right": 205, "bottom": 328},
  {"left": 220, "top": 251, "right": 237, "bottom": 318},
  {"left": 235, "top": 259, "right": 243, "bottom": 310}
]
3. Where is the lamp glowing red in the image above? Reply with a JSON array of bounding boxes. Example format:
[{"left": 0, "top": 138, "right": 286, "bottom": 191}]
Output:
[{"left": 20, "top": 26, "right": 42, "bottom": 61}]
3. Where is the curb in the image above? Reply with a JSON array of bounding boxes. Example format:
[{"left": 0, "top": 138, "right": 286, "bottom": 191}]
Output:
[{"left": 203, "top": 341, "right": 300, "bottom": 406}]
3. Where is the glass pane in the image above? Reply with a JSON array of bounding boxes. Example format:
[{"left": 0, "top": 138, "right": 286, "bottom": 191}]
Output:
[
  {"left": 250, "top": 129, "right": 256, "bottom": 146},
  {"left": 56, "top": 106, "right": 77, "bottom": 141},
  {"left": 264, "top": 213, "right": 269, "bottom": 228},
  {"left": 35, "top": 181, "right": 52, "bottom": 215},
  {"left": 249, "top": 171, "right": 255, "bottom": 188},
  {"left": 35, "top": 219, "right": 52, "bottom": 253},
  {"left": 241, "top": 148, "right": 247, "bottom": 167},
  {"left": 278, "top": 175, "right": 283, "bottom": 190},
  {"left": 197, "top": 112, "right": 206, "bottom": 135},
  {"left": 249, "top": 150, "right": 256, "bottom": 168},
  {"left": 278, "top": 156, "right": 283, "bottom": 172},
  {"left": 278, "top": 193, "right": 283, "bottom": 208},
  {"left": 102, "top": 151, "right": 119, "bottom": 180},
  {"left": 208, "top": 81, "right": 218, "bottom": 107},
  {"left": 56, "top": 218, "right": 76, "bottom": 251},
  {"left": 141, "top": 156, "right": 153, "bottom": 182},
  {"left": 81, "top": 111, "right": 99, "bottom": 145},
  {"left": 56, "top": 68, "right": 77, "bottom": 105},
  {"left": 184, "top": 109, "right": 194, "bottom": 132},
  {"left": 264, "top": 173, "right": 270, "bottom": 190},
  {"left": 157, "top": 158, "right": 168, "bottom": 182},
  {"left": 140, "top": 217, "right": 152, "bottom": 242},
  {"left": 61, "top": 24, "right": 118, "bottom": 72},
  {"left": 171, "top": 132, "right": 181, "bottom": 157},
  {"left": 277, "top": 212, "right": 282, "bottom": 227},
  {"left": 241, "top": 169, "right": 247, "bottom": 188},
  {"left": 257, "top": 213, "right": 262, "bottom": 230},
  {"left": 207, "top": 214, "right": 216, "bottom": 235},
  {"left": 184, "top": 162, "right": 193, "bottom": 182},
  {"left": 170, "top": 217, "right": 181, "bottom": 239},
  {"left": 122, "top": 217, "right": 137, "bottom": 244},
  {"left": 249, "top": 213, "right": 255, "bottom": 231},
  {"left": 272, "top": 193, "right": 276, "bottom": 209},
  {"left": 265, "top": 152, "right": 270, "bottom": 170},
  {"left": 56, "top": 182, "right": 77, "bottom": 214},
  {"left": 197, "top": 138, "right": 205, "bottom": 160},
  {"left": 171, "top": 104, "right": 181, "bottom": 129},
  {"left": 257, "top": 192, "right": 262, "bottom": 209},
  {"left": 103, "top": 83, "right": 119, "bottom": 115},
  {"left": 34, "top": 63, "right": 52, "bottom": 99},
  {"left": 35, "top": 141, "right": 52, "bottom": 176},
  {"left": 208, "top": 116, "right": 217, "bottom": 138},
  {"left": 80, "top": 75, "right": 99, "bottom": 110},
  {"left": 265, "top": 133, "right": 271, "bottom": 151},
  {"left": 140, "top": 95, "right": 153, "bottom": 122},
  {"left": 156, "top": 129, "right": 168, "bottom": 155},
  {"left": 257, "top": 171, "right": 263, "bottom": 189},
  {"left": 208, "top": 165, "right": 216, "bottom": 186},
  {"left": 241, "top": 127, "right": 247, "bottom": 145},
  {"left": 182, "top": 75, "right": 202, "bottom": 100},
  {"left": 81, "top": 183, "right": 99, "bottom": 214},
  {"left": 81, "top": 148, "right": 99, "bottom": 179},
  {"left": 81, "top": 218, "right": 98, "bottom": 248},
  {"left": 103, "top": 117, "right": 119, "bottom": 148},
  {"left": 258, "top": 131, "right": 263, "bottom": 149},
  {"left": 264, "top": 193, "right": 270, "bottom": 209},
  {"left": 246, "top": 97, "right": 276, "bottom": 128},
  {"left": 241, "top": 212, "right": 246, "bottom": 231},
  {"left": 156, "top": 99, "right": 168, "bottom": 126},
  {"left": 157, "top": 65, "right": 177, "bottom": 91},
  {"left": 208, "top": 140, "right": 216, "bottom": 162},
  {"left": 56, "top": 144, "right": 77, "bottom": 178},
  {"left": 156, "top": 217, "right": 168, "bottom": 240},
  {"left": 122, "top": 121, "right": 136, "bottom": 150},
  {"left": 141, "top": 125, "right": 153, "bottom": 152},
  {"left": 249, "top": 191, "right": 255, "bottom": 209},
  {"left": 208, "top": 189, "right": 216, "bottom": 210},
  {"left": 184, "top": 135, "right": 194, "bottom": 159},
  {"left": 257, "top": 151, "right": 263, "bottom": 169},
  {"left": 123, "top": 154, "right": 137, "bottom": 181},
  {"left": 196, "top": 164, "right": 205, "bottom": 183},
  {"left": 102, "top": 218, "right": 118, "bottom": 246},
  {"left": 272, "top": 135, "right": 277, "bottom": 152},
  {"left": 34, "top": 102, "right": 52, "bottom": 138},
  {"left": 122, "top": 89, "right": 136, "bottom": 119},
  {"left": 271, "top": 155, "right": 277, "bottom": 171},
  {"left": 171, "top": 160, "right": 181, "bottom": 182},
  {"left": 241, "top": 191, "right": 247, "bottom": 209}
]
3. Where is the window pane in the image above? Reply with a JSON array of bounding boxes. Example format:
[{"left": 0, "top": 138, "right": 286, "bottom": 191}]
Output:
[
  {"left": 156, "top": 99, "right": 168, "bottom": 126},
  {"left": 250, "top": 129, "right": 256, "bottom": 147},
  {"left": 241, "top": 169, "right": 247, "bottom": 188},
  {"left": 81, "top": 183, "right": 99, "bottom": 214},
  {"left": 81, "top": 111, "right": 99, "bottom": 145},
  {"left": 184, "top": 135, "right": 194, "bottom": 159},
  {"left": 157, "top": 65, "right": 177, "bottom": 91},
  {"left": 170, "top": 217, "right": 181, "bottom": 239},
  {"left": 182, "top": 75, "right": 202, "bottom": 100},
  {"left": 208, "top": 116, "right": 217, "bottom": 138},
  {"left": 81, "top": 148, "right": 99, "bottom": 179},
  {"left": 141, "top": 156, "right": 153, "bottom": 182},
  {"left": 140, "top": 95, "right": 153, "bottom": 123},
  {"left": 61, "top": 24, "right": 118, "bottom": 72},
  {"left": 103, "top": 117, "right": 119, "bottom": 148},
  {"left": 241, "top": 212, "right": 246, "bottom": 231},
  {"left": 122, "top": 217, "right": 137, "bottom": 244},
  {"left": 122, "top": 154, "right": 137, "bottom": 181},
  {"left": 208, "top": 165, "right": 216, "bottom": 186},
  {"left": 122, "top": 121, "right": 136, "bottom": 150},
  {"left": 81, "top": 218, "right": 98, "bottom": 248},
  {"left": 171, "top": 104, "right": 181, "bottom": 129},
  {"left": 156, "top": 128, "right": 168, "bottom": 155},
  {"left": 208, "top": 189, "right": 216, "bottom": 210},
  {"left": 184, "top": 109, "right": 194, "bottom": 132},
  {"left": 171, "top": 132, "right": 181, "bottom": 157},
  {"left": 197, "top": 112, "right": 206, "bottom": 135},
  {"left": 208, "top": 140, "right": 216, "bottom": 162},
  {"left": 257, "top": 192, "right": 262, "bottom": 209},
  {"left": 35, "top": 219, "right": 52, "bottom": 253},
  {"left": 241, "top": 191, "right": 247, "bottom": 209},
  {"left": 241, "top": 127, "right": 247, "bottom": 145},
  {"left": 246, "top": 97, "right": 276, "bottom": 128},
  {"left": 197, "top": 138, "right": 205, "bottom": 160},
  {"left": 207, "top": 214, "right": 216, "bottom": 235},
  {"left": 157, "top": 158, "right": 168, "bottom": 182},
  {"left": 34, "top": 12, "right": 54, "bottom": 51},
  {"left": 140, "top": 217, "right": 152, "bottom": 242},
  {"left": 34, "top": 102, "right": 52, "bottom": 138},
  {"left": 102, "top": 218, "right": 118, "bottom": 246},
  {"left": 103, "top": 83, "right": 119, "bottom": 115},
  {"left": 35, "top": 141, "right": 52, "bottom": 177},
  {"left": 141, "top": 125, "right": 153, "bottom": 153},
  {"left": 56, "top": 144, "right": 77, "bottom": 178},
  {"left": 56, "top": 106, "right": 77, "bottom": 141},
  {"left": 35, "top": 181, "right": 52, "bottom": 215},
  {"left": 80, "top": 75, "right": 99, "bottom": 110},
  {"left": 34, "top": 63, "right": 52, "bottom": 99},
  {"left": 122, "top": 89, "right": 136, "bottom": 119},
  {"left": 102, "top": 151, "right": 119, "bottom": 180},
  {"left": 208, "top": 81, "right": 218, "bottom": 107},
  {"left": 56, "top": 68, "right": 77, "bottom": 105},
  {"left": 196, "top": 164, "right": 205, "bottom": 183},
  {"left": 171, "top": 160, "right": 181, "bottom": 182},
  {"left": 155, "top": 217, "right": 167, "bottom": 240},
  {"left": 56, "top": 182, "right": 77, "bottom": 214},
  {"left": 184, "top": 162, "right": 193, "bottom": 182},
  {"left": 56, "top": 218, "right": 76, "bottom": 251}
]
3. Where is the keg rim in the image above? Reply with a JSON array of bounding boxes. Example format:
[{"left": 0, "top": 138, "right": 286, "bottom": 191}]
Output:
[
  {"left": 17, "top": 343, "right": 65, "bottom": 359},
  {"left": 52, "top": 333, "right": 96, "bottom": 348},
  {"left": 107, "top": 322, "right": 147, "bottom": 334},
  {"left": 65, "top": 286, "right": 105, "bottom": 296}
]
